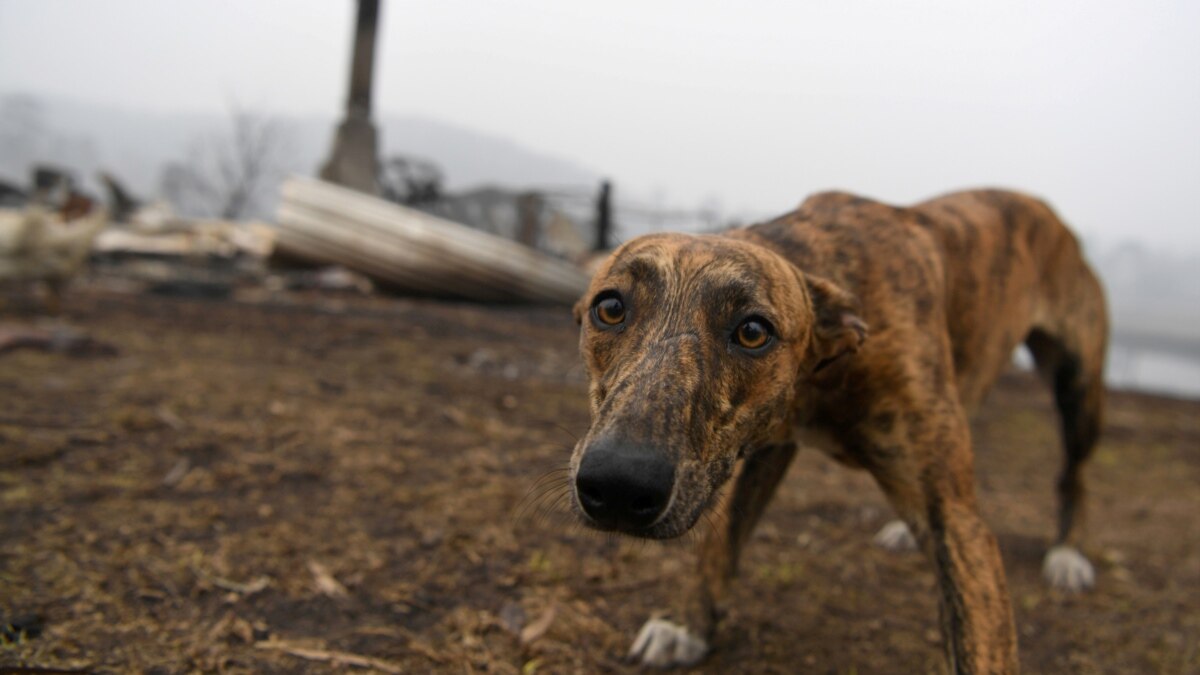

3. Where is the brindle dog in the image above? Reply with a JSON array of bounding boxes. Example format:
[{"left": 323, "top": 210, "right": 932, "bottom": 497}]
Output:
[{"left": 568, "top": 189, "right": 1107, "bottom": 673}]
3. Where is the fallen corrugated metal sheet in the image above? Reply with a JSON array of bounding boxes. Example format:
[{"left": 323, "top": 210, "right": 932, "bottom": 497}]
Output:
[{"left": 275, "top": 176, "right": 589, "bottom": 304}]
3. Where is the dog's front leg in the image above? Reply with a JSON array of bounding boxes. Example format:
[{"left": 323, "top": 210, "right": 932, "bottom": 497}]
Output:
[
  {"left": 884, "top": 437, "right": 1019, "bottom": 675},
  {"left": 913, "top": 489, "right": 1018, "bottom": 674},
  {"left": 628, "top": 442, "right": 797, "bottom": 667}
]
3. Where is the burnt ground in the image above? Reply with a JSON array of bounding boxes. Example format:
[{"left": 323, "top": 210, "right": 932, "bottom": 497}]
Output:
[{"left": 1, "top": 287, "right": 1197, "bottom": 674}]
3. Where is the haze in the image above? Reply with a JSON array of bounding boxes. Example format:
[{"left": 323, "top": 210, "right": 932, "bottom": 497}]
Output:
[{"left": 1, "top": 0, "right": 1198, "bottom": 249}]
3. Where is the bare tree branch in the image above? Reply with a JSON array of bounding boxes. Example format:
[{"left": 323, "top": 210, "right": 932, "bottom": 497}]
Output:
[{"left": 160, "top": 108, "right": 287, "bottom": 220}]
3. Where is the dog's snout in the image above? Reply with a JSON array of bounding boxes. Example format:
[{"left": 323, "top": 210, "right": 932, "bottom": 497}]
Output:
[{"left": 575, "top": 439, "right": 674, "bottom": 531}]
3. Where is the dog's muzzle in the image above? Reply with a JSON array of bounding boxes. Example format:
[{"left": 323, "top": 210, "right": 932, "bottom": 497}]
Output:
[{"left": 575, "top": 436, "right": 675, "bottom": 532}]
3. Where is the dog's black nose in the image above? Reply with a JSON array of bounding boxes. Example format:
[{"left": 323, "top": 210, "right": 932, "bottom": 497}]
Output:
[{"left": 575, "top": 439, "right": 674, "bottom": 531}]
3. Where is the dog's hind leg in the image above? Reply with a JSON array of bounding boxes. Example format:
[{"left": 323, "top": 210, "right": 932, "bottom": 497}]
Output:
[
  {"left": 628, "top": 441, "right": 797, "bottom": 667},
  {"left": 1026, "top": 268, "right": 1107, "bottom": 591}
]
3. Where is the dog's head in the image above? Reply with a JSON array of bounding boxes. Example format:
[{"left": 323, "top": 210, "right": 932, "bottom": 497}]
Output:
[{"left": 569, "top": 232, "right": 866, "bottom": 538}]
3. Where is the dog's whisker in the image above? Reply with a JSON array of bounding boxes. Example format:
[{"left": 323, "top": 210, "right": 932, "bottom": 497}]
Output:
[
  {"left": 514, "top": 479, "right": 573, "bottom": 526},
  {"left": 516, "top": 476, "right": 567, "bottom": 506},
  {"left": 522, "top": 474, "right": 570, "bottom": 501},
  {"left": 521, "top": 467, "right": 572, "bottom": 496},
  {"left": 519, "top": 480, "right": 570, "bottom": 516},
  {"left": 535, "top": 487, "right": 572, "bottom": 519},
  {"left": 550, "top": 423, "right": 582, "bottom": 443}
]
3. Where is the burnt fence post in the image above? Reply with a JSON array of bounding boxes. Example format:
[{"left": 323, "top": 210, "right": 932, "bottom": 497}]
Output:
[{"left": 594, "top": 180, "right": 612, "bottom": 251}]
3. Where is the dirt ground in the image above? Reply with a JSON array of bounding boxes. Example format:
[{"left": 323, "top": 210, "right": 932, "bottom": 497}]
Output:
[{"left": 2, "top": 286, "right": 1197, "bottom": 674}]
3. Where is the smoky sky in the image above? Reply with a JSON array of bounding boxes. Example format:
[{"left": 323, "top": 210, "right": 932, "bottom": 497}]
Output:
[{"left": 1, "top": 0, "right": 1197, "bottom": 248}]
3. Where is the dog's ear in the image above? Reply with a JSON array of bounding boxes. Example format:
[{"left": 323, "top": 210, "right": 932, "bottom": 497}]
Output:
[{"left": 803, "top": 273, "right": 868, "bottom": 375}]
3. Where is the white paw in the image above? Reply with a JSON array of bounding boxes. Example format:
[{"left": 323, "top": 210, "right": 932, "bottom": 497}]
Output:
[
  {"left": 628, "top": 618, "right": 708, "bottom": 668},
  {"left": 873, "top": 520, "right": 918, "bottom": 552},
  {"left": 1043, "top": 544, "right": 1095, "bottom": 592}
]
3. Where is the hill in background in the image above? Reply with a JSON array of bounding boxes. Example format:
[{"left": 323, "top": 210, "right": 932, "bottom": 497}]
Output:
[{"left": 0, "top": 92, "right": 599, "bottom": 220}]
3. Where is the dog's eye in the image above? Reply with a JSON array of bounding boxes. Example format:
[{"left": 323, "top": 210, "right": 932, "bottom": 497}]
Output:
[
  {"left": 734, "top": 317, "right": 772, "bottom": 351},
  {"left": 592, "top": 293, "right": 626, "bottom": 327}
]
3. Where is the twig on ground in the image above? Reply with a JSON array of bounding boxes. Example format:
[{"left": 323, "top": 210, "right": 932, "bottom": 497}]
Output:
[
  {"left": 255, "top": 640, "right": 406, "bottom": 673},
  {"left": 519, "top": 605, "right": 558, "bottom": 645},
  {"left": 193, "top": 567, "right": 271, "bottom": 595},
  {"left": 307, "top": 559, "right": 349, "bottom": 598}
]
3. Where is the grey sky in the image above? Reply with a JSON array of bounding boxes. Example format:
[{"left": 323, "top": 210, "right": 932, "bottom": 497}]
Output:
[{"left": 1, "top": 0, "right": 1197, "bottom": 248}]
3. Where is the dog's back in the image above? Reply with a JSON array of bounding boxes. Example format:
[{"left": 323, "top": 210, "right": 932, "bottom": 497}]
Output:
[
  {"left": 742, "top": 189, "right": 1106, "bottom": 410},
  {"left": 911, "top": 190, "right": 1107, "bottom": 408}
]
